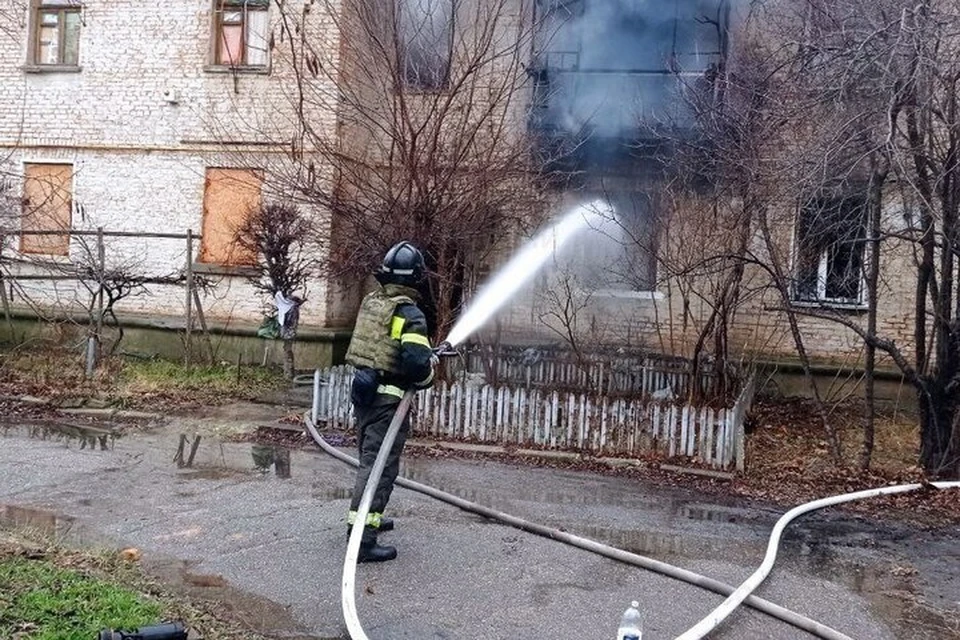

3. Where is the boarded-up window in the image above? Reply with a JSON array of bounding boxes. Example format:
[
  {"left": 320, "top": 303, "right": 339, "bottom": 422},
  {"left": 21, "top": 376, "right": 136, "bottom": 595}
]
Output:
[
  {"left": 21, "top": 163, "right": 73, "bottom": 256},
  {"left": 199, "top": 168, "right": 262, "bottom": 265}
]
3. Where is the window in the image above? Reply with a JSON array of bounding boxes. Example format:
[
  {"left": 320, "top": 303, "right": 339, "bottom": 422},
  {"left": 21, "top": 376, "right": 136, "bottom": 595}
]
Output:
[
  {"left": 566, "top": 190, "right": 658, "bottom": 293},
  {"left": 21, "top": 163, "right": 73, "bottom": 256},
  {"left": 532, "top": 0, "right": 730, "bottom": 132},
  {"left": 199, "top": 168, "right": 262, "bottom": 266},
  {"left": 30, "top": 0, "right": 82, "bottom": 67},
  {"left": 213, "top": 0, "right": 270, "bottom": 68},
  {"left": 793, "top": 196, "right": 867, "bottom": 306},
  {"left": 399, "top": 0, "right": 453, "bottom": 91}
]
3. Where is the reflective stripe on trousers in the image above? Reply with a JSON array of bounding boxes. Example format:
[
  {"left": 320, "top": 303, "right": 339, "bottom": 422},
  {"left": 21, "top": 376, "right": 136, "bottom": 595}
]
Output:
[{"left": 347, "top": 510, "right": 383, "bottom": 528}]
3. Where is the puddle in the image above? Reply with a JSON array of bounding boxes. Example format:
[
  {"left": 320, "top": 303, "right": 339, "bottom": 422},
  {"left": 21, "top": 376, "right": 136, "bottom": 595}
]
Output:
[
  {"left": 0, "top": 421, "right": 120, "bottom": 451},
  {"left": 0, "top": 504, "right": 79, "bottom": 540},
  {"left": 144, "top": 558, "right": 327, "bottom": 640},
  {"left": 171, "top": 434, "right": 293, "bottom": 480},
  {"left": 0, "top": 503, "right": 115, "bottom": 550},
  {"left": 311, "top": 486, "right": 353, "bottom": 501}
]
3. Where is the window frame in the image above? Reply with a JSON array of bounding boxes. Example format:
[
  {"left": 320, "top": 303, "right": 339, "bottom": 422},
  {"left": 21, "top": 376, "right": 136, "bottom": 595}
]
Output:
[
  {"left": 397, "top": 0, "right": 455, "bottom": 93},
  {"left": 561, "top": 190, "right": 660, "bottom": 296},
  {"left": 26, "top": 0, "right": 82, "bottom": 71},
  {"left": 791, "top": 196, "right": 868, "bottom": 309},
  {"left": 210, "top": 0, "right": 271, "bottom": 72}
]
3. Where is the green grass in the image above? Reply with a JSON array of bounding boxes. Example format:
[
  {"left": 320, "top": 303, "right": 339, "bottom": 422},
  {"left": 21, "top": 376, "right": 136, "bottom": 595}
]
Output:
[
  {"left": 0, "top": 555, "right": 163, "bottom": 640},
  {"left": 120, "top": 358, "right": 285, "bottom": 394}
]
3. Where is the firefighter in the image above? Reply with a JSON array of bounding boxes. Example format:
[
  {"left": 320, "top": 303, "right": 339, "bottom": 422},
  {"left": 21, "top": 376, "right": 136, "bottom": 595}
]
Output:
[{"left": 344, "top": 241, "right": 435, "bottom": 562}]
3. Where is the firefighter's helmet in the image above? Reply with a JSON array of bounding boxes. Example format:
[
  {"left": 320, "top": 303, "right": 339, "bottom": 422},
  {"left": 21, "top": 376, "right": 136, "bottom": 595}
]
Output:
[{"left": 376, "top": 241, "right": 425, "bottom": 286}]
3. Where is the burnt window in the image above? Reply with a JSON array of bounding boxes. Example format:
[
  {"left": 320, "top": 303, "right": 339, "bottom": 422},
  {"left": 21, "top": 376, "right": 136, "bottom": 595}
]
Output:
[
  {"left": 532, "top": 0, "right": 730, "bottom": 133},
  {"left": 30, "top": 0, "right": 82, "bottom": 68},
  {"left": 399, "top": 0, "right": 453, "bottom": 91},
  {"left": 213, "top": 0, "right": 270, "bottom": 68},
  {"left": 793, "top": 196, "right": 867, "bottom": 306}
]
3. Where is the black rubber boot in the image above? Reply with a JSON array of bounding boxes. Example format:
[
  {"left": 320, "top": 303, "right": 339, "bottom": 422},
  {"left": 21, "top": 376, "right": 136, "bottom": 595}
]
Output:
[{"left": 356, "top": 526, "right": 397, "bottom": 563}]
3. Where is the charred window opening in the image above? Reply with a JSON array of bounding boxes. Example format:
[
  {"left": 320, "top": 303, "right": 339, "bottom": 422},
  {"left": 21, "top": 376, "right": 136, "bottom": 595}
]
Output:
[
  {"left": 531, "top": 0, "right": 731, "bottom": 136},
  {"left": 30, "top": 0, "right": 82, "bottom": 68},
  {"left": 399, "top": 0, "right": 453, "bottom": 92},
  {"left": 213, "top": 0, "right": 270, "bottom": 68},
  {"left": 793, "top": 196, "right": 867, "bottom": 306}
]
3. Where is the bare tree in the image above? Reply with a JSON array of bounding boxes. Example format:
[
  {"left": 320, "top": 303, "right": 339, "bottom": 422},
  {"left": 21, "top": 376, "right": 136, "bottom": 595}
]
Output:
[
  {"left": 713, "top": 0, "right": 960, "bottom": 476},
  {"left": 236, "top": 202, "right": 317, "bottom": 379},
  {"left": 269, "top": 0, "right": 554, "bottom": 338}
]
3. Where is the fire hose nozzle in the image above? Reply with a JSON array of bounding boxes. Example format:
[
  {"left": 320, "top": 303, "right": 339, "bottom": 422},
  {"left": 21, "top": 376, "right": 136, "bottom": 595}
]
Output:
[{"left": 433, "top": 341, "right": 459, "bottom": 358}]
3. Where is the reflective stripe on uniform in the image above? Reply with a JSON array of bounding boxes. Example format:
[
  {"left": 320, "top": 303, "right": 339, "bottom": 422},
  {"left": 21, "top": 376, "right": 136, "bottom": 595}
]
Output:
[
  {"left": 347, "top": 510, "right": 383, "bottom": 528},
  {"left": 376, "top": 384, "right": 404, "bottom": 398},
  {"left": 390, "top": 316, "right": 405, "bottom": 340},
  {"left": 400, "top": 332, "right": 431, "bottom": 348}
]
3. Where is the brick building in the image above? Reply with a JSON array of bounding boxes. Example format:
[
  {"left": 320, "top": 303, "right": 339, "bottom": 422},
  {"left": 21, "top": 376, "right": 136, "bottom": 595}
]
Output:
[
  {"left": 0, "top": 0, "right": 341, "bottom": 355},
  {"left": 0, "top": 1, "right": 924, "bottom": 376}
]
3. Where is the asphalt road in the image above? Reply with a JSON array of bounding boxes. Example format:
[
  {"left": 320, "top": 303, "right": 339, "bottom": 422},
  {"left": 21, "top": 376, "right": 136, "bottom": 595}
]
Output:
[{"left": 1, "top": 418, "right": 956, "bottom": 639}]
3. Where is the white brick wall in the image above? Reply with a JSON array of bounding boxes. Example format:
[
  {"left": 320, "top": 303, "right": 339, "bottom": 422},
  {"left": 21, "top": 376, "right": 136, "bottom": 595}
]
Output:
[{"left": 0, "top": 1, "right": 341, "bottom": 328}]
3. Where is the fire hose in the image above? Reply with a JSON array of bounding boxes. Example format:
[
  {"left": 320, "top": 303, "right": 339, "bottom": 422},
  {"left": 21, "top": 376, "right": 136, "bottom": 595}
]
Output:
[
  {"left": 306, "top": 367, "right": 959, "bottom": 639},
  {"left": 305, "top": 374, "right": 851, "bottom": 640}
]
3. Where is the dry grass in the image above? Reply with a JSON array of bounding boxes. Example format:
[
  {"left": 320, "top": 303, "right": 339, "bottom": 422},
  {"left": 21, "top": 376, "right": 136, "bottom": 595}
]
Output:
[
  {"left": 743, "top": 396, "right": 959, "bottom": 525},
  {"left": 0, "top": 345, "right": 286, "bottom": 410}
]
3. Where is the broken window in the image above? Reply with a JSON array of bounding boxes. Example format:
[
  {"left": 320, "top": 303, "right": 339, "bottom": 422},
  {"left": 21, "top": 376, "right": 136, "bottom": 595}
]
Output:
[
  {"left": 532, "top": 0, "right": 730, "bottom": 132},
  {"left": 793, "top": 196, "right": 867, "bottom": 305},
  {"left": 199, "top": 168, "right": 262, "bottom": 266},
  {"left": 213, "top": 0, "right": 270, "bottom": 68},
  {"left": 31, "top": 0, "right": 82, "bottom": 67},
  {"left": 399, "top": 0, "right": 453, "bottom": 91},
  {"left": 21, "top": 163, "right": 73, "bottom": 256}
]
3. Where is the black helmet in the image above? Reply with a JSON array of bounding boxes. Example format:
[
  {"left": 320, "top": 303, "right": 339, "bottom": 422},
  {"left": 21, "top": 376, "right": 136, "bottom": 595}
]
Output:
[{"left": 376, "top": 241, "right": 425, "bottom": 286}]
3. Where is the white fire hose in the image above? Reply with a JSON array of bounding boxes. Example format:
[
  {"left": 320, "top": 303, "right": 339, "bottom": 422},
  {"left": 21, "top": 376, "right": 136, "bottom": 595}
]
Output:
[
  {"left": 307, "top": 371, "right": 958, "bottom": 639},
  {"left": 675, "top": 480, "right": 960, "bottom": 640},
  {"left": 340, "top": 389, "right": 416, "bottom": 640}
]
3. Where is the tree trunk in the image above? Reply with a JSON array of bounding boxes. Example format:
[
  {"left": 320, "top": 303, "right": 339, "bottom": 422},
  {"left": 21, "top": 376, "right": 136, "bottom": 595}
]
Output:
[
  {"left": 282, "top": 339, "right": 295, "bottom": 380},
  {"left": 860, "top": 165, "right": 885, "bottom": 471},
  {"left": 757, "top": 212, "right": 843, "bottom": 463},
  {"left": 919, "top": 380, "right": 960, "bottom": 478}
]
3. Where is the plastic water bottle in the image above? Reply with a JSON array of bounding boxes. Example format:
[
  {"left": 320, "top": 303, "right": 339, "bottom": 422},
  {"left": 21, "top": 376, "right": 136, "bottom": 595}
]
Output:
[{"left": 617, "top": 600, "right": 643, "bottom": 640}]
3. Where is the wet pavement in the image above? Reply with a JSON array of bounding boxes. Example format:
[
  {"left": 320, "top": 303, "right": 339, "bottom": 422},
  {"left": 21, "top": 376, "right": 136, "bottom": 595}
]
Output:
[{"left": 1, "top": 419, "right": 958, "bottom": 639}]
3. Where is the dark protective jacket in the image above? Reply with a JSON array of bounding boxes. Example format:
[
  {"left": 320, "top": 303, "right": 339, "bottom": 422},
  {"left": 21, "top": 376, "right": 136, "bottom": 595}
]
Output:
[{"left": 344, "top": 283, "right": 434, "bottom": 401}]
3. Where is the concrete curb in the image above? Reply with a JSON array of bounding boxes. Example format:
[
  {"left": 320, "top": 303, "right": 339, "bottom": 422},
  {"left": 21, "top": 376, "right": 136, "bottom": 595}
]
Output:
[
  {"left": 261, "top": 421, "right": 734, "bottom": 479},
  {"left": 5, "top": 395, "right": 164, "bottom": 421}
]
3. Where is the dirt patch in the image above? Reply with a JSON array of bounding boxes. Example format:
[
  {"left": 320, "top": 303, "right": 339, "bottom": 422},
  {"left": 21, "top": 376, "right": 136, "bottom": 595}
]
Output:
[{"left": 0, "top": 530, "right": 272, "bottom": 640}]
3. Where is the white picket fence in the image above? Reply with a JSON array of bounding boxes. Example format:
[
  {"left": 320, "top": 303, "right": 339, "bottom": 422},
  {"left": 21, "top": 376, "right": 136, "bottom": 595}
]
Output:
[{"left": 312, "top": 365, "right": 750, "bottom": 470}]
